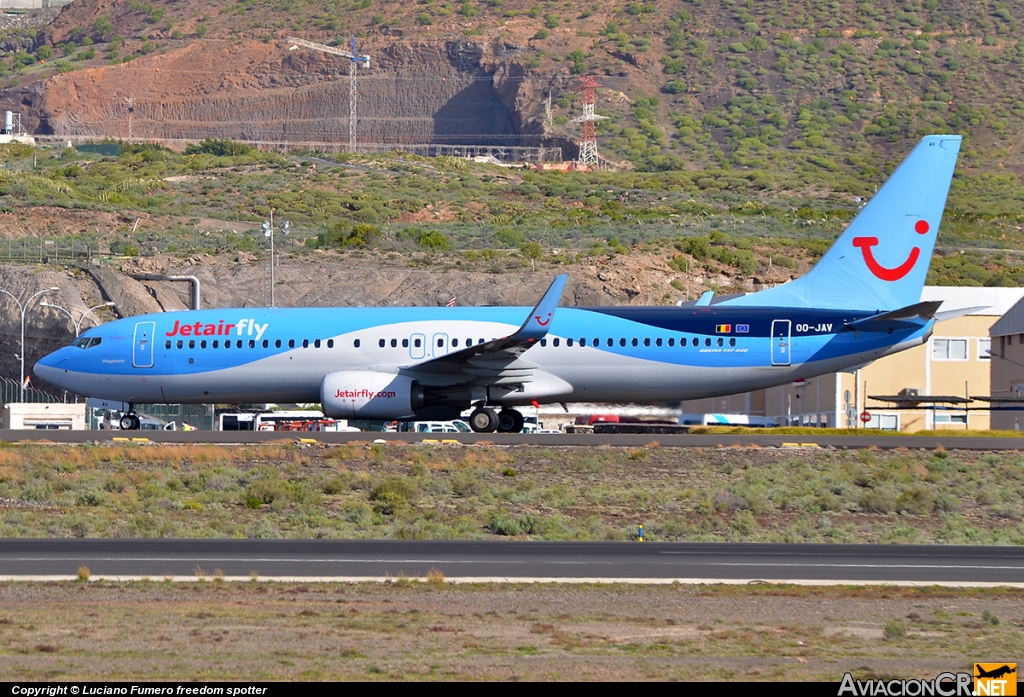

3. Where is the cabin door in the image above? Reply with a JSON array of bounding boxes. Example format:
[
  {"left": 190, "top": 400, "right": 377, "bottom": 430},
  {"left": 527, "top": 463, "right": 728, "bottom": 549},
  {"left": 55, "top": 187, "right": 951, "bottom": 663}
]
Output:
[
  {"left": 771, "top": 320, "right": 791, "bottom": 366},
  {"left": 133, "top": 321, "right": 156, "bottom": 368}
]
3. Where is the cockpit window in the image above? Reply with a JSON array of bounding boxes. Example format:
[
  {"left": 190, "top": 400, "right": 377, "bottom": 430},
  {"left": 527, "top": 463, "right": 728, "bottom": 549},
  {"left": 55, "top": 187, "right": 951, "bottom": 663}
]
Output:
[{"left": 72, "top": 337, "right": 102, "bottom": 349}]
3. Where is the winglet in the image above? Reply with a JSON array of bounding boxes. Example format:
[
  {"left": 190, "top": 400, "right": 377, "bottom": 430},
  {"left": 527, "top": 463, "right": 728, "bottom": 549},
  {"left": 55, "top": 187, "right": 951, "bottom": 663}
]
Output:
[
  {"left": 511, "top": 274, "right": 568, "bottom": 341},
  {"left": 694, "top": 291, "right": 714, "bottom": 307}
]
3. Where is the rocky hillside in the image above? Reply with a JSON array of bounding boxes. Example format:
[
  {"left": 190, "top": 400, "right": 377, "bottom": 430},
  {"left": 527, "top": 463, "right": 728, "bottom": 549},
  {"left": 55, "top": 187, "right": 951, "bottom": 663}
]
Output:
[{"left": 1, "top": 1, "right": 1024, "bottom": 179}]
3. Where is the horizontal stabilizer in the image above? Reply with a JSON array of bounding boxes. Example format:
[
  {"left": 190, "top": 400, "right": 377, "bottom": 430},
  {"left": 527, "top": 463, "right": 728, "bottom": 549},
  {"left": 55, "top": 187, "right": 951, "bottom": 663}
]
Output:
[
  {"left": 846, "top": 300, "right": 942, "bottom": 331},
  {"left": 934, "top": 305, "right": 988, "bottom": 323}
]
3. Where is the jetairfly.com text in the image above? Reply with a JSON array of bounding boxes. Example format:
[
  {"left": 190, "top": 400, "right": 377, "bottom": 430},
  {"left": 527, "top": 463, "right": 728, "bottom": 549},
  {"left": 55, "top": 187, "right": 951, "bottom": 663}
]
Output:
[
  {"left": 334, "top": 388, "right": 397, "bottom": 399},
  {"left": 165, "top": 319, "right": 269, "bottom": 342},
  {"left": 11, "top": 687, "right": 268, "bottom": 696}
]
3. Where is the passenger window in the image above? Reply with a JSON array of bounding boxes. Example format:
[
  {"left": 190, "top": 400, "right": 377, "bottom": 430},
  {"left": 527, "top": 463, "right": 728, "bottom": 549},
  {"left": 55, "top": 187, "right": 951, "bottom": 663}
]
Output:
[
  {"left": 607, "top": 338, "right": 613, "bottom": 347},
  {"left": 668, "top": 338, "right": 675, "bottom": 347},
  {"left": 275, "top": 339, "right": 282, "bottom": 348},
  {"left": 692, "top": 338, "right": 699, "bottom": 347},
  {"left": 248, "top": 340, "right": 256, "bottom": 349},
  {"left": 705, "top": 338, "right": 711, "bottom": 347},
  {"left": 414, "top": 338, "right": 422, "bottom": 348},
  {"left": 200, "top": 340, "right": 207, "bottom": 349},
  {"left": 351, "top": 339, "right": 357, "bottom": 348},
  {"left": 619, "top": 338, "right": 626, "bottom": 347},
  {"left": 378, "top": 339, "right": 385, "bottom": 348},
  {"left": 729, "top": 338, "right": 736, "bottom": 347},
  {"left": 717, "top": 337, "right": 723, "bottom": 347},
  {"left": 656, "top": 338, "right": 662, "bottom": 347},
  {"left": 466, "top": 339, "right": 473, "bottom": 346},
  {"left": 631, "top": 338, "right": 638, "bottom": 347},
  {"left": 188, "top": 340, "right": 195, "bottom": 349},
  {"left": 262, "top": 339, "right": 269, "bottom": 348},
  {"left": 236, "top": 340, "right": 243, "bottom": 349},
  {"left": 437, "top": 338, "right": 444, "bottom": 348},
  {"left": 176, "top": 340, "right": 183, "bottom": 349},
  {"left": 302, "top": 339, "right": 309, "bottom": 348},
  {"left": 327, "top": 339, "right": 334, "bottom": 348},
  {"left": 391, "top": 338, "right": 397, "bottom": 348},
  {"left": 553, "top": 338, "right": 560, "bottom": 347},
  {"left": 567, "top": 338, "right": 574, "bottom": 347},
  {"left": 540, "top": 339, "right": 547, "bottom": 347},
  {"left": 213, "top": 340, "right": 219, "bottom": 349},
  {"left": 402, "top": 338, "right": 408, "bottom": 348},
  {"left": 452, "top": 338, "right": 459, "bottom": 348},
  {"left": 314, "top": 339, "right": 321, "bottom": 348},
  {"left": 224, "top": 341, "right": 231, "bottom": 350},
  {"left": 165, "top": 340, "right": 171, "bottom": 349},
  {"left": 644, "top": 338, "right": 651, "bottom": 347}
]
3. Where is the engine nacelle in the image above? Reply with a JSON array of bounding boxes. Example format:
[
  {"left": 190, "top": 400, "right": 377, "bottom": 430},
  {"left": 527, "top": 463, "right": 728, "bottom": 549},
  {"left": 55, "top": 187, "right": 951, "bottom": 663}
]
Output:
[{"left": 320, "top": 371, "right": 424, "bottom": 419}]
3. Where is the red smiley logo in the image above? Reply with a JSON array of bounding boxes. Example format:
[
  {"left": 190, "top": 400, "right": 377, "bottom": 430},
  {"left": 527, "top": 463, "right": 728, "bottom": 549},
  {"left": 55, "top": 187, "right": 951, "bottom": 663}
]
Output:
[
  {"left": 853, "top": 220, "right": 930, "bottom": 282},
  {"left": 535, "top": 313, "right": 552, "bottom": 326}
]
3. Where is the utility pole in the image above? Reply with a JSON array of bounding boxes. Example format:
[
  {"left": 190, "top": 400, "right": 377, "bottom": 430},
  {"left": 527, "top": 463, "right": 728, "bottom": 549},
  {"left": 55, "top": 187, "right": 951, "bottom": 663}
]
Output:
[
  {"left": 124, "top": 97, "right": 135, "bottom": 142},
  {"left": 570, "top": 77, "right": 608, "bottom": 169},
  {"left": 286, "top": 36, "right": 371, "bottom": 151}
]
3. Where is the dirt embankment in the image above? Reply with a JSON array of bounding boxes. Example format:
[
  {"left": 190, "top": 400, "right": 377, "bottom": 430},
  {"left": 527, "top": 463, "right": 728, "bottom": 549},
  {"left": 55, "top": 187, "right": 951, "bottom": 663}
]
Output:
[{"left": 16, "top": 37, "right": 563, "bottom": 151}]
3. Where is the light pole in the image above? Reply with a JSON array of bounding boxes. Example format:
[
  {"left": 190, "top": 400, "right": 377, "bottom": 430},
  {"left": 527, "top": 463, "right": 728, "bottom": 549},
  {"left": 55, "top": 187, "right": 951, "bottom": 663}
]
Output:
[
  {"left": 260, "top": 210, "right": 290, "bottom": 308},
  {"left": 0, "top": 286, "right": 59, "bottom": 401},
  {"left": 40, "top": 301, "right": 116, "bottom": 337}
]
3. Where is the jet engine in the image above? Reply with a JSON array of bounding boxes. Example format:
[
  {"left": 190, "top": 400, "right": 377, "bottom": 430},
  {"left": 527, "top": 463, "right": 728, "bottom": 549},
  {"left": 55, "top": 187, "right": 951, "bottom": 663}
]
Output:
[{"left": 320, "top": 371, "right": 425, "bottom": 419}]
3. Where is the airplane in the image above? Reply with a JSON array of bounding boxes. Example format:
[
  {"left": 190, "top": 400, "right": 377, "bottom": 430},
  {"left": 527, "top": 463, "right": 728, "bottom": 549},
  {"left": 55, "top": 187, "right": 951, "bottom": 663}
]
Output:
[{"left": 35, "top": 134, "right": 963, "bottom": 433}]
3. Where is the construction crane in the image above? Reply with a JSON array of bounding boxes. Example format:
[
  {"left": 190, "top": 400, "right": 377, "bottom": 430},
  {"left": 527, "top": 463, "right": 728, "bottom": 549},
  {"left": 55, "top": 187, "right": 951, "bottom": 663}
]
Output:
[{"left": 286, "top": 36, "right": 371, "bottom": 151}]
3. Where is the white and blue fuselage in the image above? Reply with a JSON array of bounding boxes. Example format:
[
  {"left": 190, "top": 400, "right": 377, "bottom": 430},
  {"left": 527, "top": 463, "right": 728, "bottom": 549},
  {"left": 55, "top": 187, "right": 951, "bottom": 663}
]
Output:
[{"left": 35, "top": 303, "right": 930, "bottom": 405}]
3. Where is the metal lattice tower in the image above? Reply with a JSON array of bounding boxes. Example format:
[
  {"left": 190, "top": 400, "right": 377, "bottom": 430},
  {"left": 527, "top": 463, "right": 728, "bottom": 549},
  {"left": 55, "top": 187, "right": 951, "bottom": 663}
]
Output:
[
  {"left": 286, "top": 36, "right": 371, "bottom": 151},
  {"left": 569, "top": 76, "right": 608, "bottom": 168}
]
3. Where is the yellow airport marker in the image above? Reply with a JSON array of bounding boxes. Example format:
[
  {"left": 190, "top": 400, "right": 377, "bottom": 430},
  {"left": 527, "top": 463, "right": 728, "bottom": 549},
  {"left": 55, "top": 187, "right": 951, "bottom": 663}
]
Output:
[
  {"left": 781, "top": 442, "right": 800, "bottom": 447},
  {"left": 421, "top": 439, "right": 440, "bottom": 444},
  {"left": 131, "top": 438, "right": 150, "bottom": 443},
  {"left": 801, "top": 443, "right": 820, "bottom": 448},
  {"left": 298, "top": 438, "right": 317, "bottom": 444},
  {"left": 442, "top": 439, "right": 460, "bottom": 445},
  {"left": 112, "top": 437, "right": 130, "bottom": 442}
]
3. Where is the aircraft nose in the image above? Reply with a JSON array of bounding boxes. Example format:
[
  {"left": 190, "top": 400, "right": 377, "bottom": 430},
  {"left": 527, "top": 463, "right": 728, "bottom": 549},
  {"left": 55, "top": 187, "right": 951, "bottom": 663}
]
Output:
[{"left": 33, "top": 351, "right": 66, "bottom": 386}]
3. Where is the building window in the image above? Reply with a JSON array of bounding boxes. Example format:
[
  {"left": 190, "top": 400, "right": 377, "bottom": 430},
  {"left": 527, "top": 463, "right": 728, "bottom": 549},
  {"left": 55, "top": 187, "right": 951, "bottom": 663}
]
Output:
[
  {"left": 978, "top": 338, "right": 991, "bottom": 360},
  {"left": 932, "top": 338, "right": 968, "bottom": 360},
  {"left": 934, "top": 413, "right": 967, "bottom": 424}
]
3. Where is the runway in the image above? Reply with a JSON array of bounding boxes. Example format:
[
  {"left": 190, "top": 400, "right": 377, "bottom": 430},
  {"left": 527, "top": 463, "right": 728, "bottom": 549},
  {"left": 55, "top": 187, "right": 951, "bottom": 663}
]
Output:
[
  {"left": 3, "top": 428, "right": 1024, "bottom": 449},
  {"left": 1, "top": 540, "right": 1022, "bottom": 585}
]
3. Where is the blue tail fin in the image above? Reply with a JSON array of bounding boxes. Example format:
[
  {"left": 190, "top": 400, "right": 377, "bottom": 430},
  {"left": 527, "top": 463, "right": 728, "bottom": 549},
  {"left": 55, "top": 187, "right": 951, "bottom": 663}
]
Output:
[{"left": 721, "top": 135, "right": 962, "bottom": 311}]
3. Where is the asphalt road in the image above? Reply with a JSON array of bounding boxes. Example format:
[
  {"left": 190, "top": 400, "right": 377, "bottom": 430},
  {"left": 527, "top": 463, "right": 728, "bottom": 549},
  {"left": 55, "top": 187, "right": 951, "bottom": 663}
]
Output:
[
  {"left": 4, "top": 429, "right": 1024, "bottom": 449},
  {"left": 1, "top": 540, "right": 1022, "bottom": 585}
]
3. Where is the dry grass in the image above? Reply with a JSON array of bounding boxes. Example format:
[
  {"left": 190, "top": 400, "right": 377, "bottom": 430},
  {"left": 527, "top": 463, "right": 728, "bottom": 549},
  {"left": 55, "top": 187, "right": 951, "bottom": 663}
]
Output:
[
  {"left": 1, "top": 443, "right": 1023, "bottom": 544},
  {"left": 0, "top": 582, "right": 1021, "bottom": 681}
]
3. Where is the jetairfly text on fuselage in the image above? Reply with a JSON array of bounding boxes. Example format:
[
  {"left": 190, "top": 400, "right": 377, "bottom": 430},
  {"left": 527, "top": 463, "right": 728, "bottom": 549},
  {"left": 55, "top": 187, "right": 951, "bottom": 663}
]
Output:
[{"left": 165, "top": 318, "right": 269, "bottom": 341}]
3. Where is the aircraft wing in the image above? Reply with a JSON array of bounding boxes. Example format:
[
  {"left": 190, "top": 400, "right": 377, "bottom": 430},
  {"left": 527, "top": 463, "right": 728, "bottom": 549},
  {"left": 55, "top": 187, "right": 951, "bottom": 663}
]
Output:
[{"left": 403, "top": 274, "right": 567, "bottom": 388}]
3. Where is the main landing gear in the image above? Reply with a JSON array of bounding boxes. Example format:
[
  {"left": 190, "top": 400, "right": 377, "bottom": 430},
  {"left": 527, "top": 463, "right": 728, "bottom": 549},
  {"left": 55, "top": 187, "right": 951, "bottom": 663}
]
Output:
[
  {"left": 118, "top": 407, "right": 141, "bottom": 430},
  {"left": 468, "top": 406, "right": 525, "bottom": 433}
]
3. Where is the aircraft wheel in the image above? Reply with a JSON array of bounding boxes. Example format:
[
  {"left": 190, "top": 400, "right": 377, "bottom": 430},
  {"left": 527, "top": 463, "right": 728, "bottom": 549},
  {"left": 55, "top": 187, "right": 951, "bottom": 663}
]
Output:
[
  {"left": 469, "top": 407, "right": 498, "bottom": 433},
  {"left": 497, "top": 409, "right": 525, "bottom": 433},
  {"left": 120, "top": 414, "right": 140, "bottom": 430}
]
